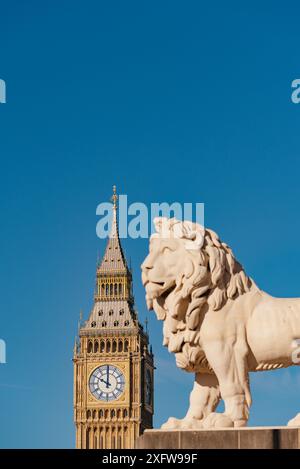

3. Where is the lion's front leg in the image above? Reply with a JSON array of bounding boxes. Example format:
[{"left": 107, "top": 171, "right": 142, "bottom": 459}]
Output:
[
  {"left": 202, "top": 340, "right": 251, "bottom": 428},
  {"left": 161, "top": 372, "right": 220, "bottom": 430}
]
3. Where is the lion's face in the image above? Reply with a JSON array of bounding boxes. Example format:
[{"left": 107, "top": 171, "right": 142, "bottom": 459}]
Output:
[
  {"left": 142, "top": 237, "right": 185, "bottom": 300},
  {"left": 141, "top": 234, "right": 208, "bottom": 321}
]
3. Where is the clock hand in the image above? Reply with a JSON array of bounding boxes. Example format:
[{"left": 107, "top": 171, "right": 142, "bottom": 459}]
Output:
[
  {"left": 99, "top": 378, "right": 111, "bottom": 387},
  {"left": 106, "top": 365, "right": 110, "bottom": 389}
]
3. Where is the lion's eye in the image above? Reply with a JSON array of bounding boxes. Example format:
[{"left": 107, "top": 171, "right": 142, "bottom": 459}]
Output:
[{"left": 163, "top": 247, "right": 172, "bottom": 254}]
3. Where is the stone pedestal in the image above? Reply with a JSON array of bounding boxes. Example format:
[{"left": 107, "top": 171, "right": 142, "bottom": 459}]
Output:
[{"left": 136, "top": 427, "right": 300, "bottom": 449}]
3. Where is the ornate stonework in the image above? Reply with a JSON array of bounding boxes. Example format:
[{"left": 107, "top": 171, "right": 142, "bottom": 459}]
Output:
[
  {"left": 73, "top": 187, "right": 154, "bottom": 449},
  {"left": 141, "top": 216, "right": 300, "bottom": 430}
]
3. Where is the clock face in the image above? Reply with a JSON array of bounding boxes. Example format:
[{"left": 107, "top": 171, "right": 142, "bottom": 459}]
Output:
[
  {"left": 145, "top": 369, "right": 152, "bottom": 406},
  {"left": 89, "top": 365, "right": 125, "bottom": 401}
]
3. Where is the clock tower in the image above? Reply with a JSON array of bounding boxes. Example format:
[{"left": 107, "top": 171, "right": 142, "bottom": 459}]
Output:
[{"left": 73, "top": 187, "right": 154, "bottom": 449}]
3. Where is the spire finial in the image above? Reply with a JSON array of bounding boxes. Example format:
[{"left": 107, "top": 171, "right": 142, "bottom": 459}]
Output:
[
  {"left": 111, "top": 185, "right": 118, "bottom": 209},
  {"left": 145, "top": 316, "right": 149, "bottom": 335}
]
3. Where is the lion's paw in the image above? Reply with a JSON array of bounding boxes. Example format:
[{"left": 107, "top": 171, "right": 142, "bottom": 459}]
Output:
[
  {"left": 201, "top": 412, "right": 234, "bottom": 429},
  {"left": 161, "top": 416, "right": 204, "bottom": 430}
]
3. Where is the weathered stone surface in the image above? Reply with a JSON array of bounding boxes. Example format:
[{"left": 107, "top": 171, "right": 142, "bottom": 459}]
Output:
[
  {"left": 141, "top": 218, "right": 300, "bottom": 430},
  {"left": 135, "top": 427, "right": 300, "bottom": 449}
]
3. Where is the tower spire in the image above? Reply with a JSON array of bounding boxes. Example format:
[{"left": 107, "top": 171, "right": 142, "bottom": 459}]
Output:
[
  {"left": 92, "top": 186, "right": 133, "bottom": 308},
  {"left": 96, "top": 185, "right": 127, "bottom": 273},
  {"left": 109, "top": 185, "right": 119, "bottom": 240},
  {"left": 111, "top": 184, "right": 118, "bottom": 209}
]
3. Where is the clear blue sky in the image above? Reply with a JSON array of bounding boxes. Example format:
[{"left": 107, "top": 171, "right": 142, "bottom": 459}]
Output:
[{"left": 1, "top": 1, "right": 300, "bottom": 448}]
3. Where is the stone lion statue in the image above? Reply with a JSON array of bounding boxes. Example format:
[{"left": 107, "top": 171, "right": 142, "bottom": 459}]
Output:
[{"left": 141, "top": 217, "right": 300, "bottom": 429}]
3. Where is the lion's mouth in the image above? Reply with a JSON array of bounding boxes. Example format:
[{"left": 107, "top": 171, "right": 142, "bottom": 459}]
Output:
[
  {"left": 151, "top": 281, "right": 164, "bottom": 287},
  {"left": 161, "top": 283, "right": 175, "bottom": 299},
  {"left": 145, "top": 280, "right": 176, "bottom": 310},
  {"left": 147, "top": 280, "right": 174, "bottom": 296}
]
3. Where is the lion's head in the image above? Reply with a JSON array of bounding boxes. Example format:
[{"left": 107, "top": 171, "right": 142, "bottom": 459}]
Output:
[{"left": 141, "top": 217, "right": 252, "bottom": 372}]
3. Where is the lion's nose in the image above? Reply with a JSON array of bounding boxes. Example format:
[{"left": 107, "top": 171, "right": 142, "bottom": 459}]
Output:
[
  {"left": 141, "top": 256, "right": 153, "bottom": 272},
  {"left": 141, "top": 257, "right": 153, "bottom": 286}
]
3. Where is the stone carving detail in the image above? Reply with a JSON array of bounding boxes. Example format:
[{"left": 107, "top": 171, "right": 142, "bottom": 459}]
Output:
[{"left": 141, "top": 217, "right": 300, "bottom": 429}]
